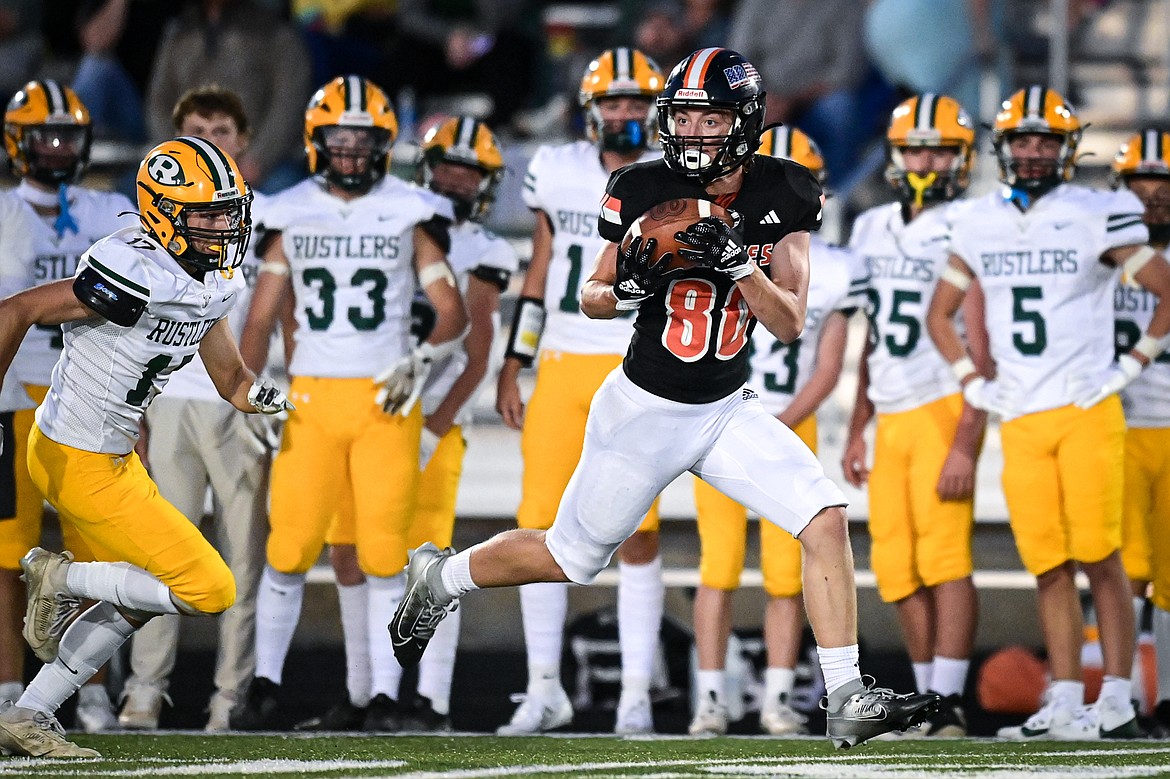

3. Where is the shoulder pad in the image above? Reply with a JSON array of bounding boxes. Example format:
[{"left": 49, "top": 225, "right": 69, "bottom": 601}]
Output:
[
  {"left": 73, "top": 265, "right": 148, "bottom": 327},
  {"left": 418, "top": 215, "right": 452, "bottom": 254}
]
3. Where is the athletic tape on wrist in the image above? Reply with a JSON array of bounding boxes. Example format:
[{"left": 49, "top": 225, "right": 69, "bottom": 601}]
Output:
[
  {"left": 260, "top": 261, "right": 289, "bottom": 276},
  {"left": 1134, "top": 334, "right": 1165, "bottom": 363},
  {"left": 950, "top": 356, "right": 976, "bottom": 383},
  {"left": 505, "top": 297, "right": 546, "bottom": 367}
]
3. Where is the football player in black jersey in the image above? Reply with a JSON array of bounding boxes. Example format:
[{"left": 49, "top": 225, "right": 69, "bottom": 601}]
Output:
[{"left": 390, "top": 48, "right": 940, "bottom": 747}]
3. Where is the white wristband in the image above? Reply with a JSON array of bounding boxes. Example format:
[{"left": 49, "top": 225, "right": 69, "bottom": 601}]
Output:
[
  {"left": 950, "top": 356, "right": 976, "bottom": 383},
  {"left": 1122, "top": 245, "right": 1156, "bottom": 278},
  {"left": 941, "top": 264, "right": 972, "bottom": 292},
  {"left": 260, "top": 261, "right": 289, "bottom": 276},
  {"left": 1134, "top": 334, "right": 1164, "bottom": 362}
]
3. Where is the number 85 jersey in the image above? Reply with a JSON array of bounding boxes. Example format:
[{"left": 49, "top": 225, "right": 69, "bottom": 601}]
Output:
[{"left": 263, "top": 176, "right": 453, "bottom": 378}]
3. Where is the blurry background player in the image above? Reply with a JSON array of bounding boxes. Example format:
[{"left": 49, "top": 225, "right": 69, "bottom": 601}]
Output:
[
  {"left": 231, "top": 75, "right": 466, "bottom": 731},
  {"left": 928, "top": 86, "right": 1170, "bottom": 740},
  {"left": 1111, "top": 129, "right": 1170, "bottom": 736},
  {"left": 0, "top": 79, "right": 137, "bottom": 732},
  {"left": 117, "top": 86, "right": 273, "bottom": 733},
  {"left": 0, "top": 136, "right": 289, "bottom": 758},
  {"left": 301, "top": 116, "right": 516, "bottom": 733},
  {"left": 494, "top": 48, "right": 666, "bottom": 735},
  {"left": 843, "top": 94, "right": 985, "bottom": 738},
  {"left": 688, "top": 126, "right": 860, "bottom": 736}
]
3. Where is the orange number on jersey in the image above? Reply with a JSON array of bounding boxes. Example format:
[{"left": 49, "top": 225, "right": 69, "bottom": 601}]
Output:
[{"left": 662, "top": 279, "right": 752, "bottom": 362}]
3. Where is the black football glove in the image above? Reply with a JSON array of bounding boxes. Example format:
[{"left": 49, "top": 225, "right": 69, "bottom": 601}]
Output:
[
  {"left": 676, "top": 216, "right": 754, "bottom": 280},
  {"left": 613, "top": 236, "right": 684, "bottom": 310}
]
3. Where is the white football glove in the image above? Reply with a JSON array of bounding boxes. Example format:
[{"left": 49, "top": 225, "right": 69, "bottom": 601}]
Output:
[
  {"left": 375, "top": 342, "right": 437, "bottom": 416},
  {"left": 1074, "top": 354, "right": 1143, "bottom": 409},
  {"left": 247, "top": 377, "right": 295, "bottom": 415},
  {"left": 962, "top": 376, "right": 1013, "bottom": 418},
  {"left": 419, "top": 426, "right": 441, "bottom": 470}
]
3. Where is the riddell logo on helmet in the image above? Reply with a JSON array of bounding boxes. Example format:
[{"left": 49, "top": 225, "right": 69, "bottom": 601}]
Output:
[{"left": 674, "top": 89, "right": 708, "bottom": 100}]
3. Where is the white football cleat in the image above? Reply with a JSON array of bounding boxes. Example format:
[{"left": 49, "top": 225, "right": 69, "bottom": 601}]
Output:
[
  {"left": 75, "top": 684, "right": 117, "bottom": 733},
  {"left": 496, "top": 688, "right": 573, "bottom": 735},
  {"left": 688, "top": 691, "right": 729, "bottom": 736},
  {"left": 614, "top": 692, "right": 653, "bottom": 735},
  {"left": 760, "top": 701, "right": 808, "bottom": 736}
]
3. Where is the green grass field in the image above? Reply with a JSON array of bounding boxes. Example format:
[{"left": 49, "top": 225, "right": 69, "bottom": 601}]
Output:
[{"left": 3, "top": 734, "right": 1170, "bottom": 778}]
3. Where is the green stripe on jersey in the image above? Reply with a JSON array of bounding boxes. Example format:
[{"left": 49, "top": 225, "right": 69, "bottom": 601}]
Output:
[{"left": 88, "top": 257, "right": 149, "bottom": 297}]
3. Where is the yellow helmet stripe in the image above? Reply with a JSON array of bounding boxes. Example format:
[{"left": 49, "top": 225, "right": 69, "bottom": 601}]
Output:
[
  {"left": 915, "top": 93, "right": 939, "bottom": 132},
  {"left": 177, "top": 136, "right": 235, "bottom": 192}
]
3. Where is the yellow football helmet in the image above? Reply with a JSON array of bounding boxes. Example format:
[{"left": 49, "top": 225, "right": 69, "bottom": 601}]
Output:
[
  {"left": 304, "top": 75, "right": 398, "bottom": 192},
  {"left": 420, "top": 116, "right": 504, "bottom": 222},
  {"left": 4, "top": 79, "right": 92, "bottom": 187},
  {"left": 757, "top": 125, "right": 825, "bottom": 184},
  {"left": 1113, "top": 129, "right": 1170, "bottom": 183},
  {"left": 993, "top": 85, "right": 1081, "bottom": 192},
  {"left": 579, "top": 47, "right": 665, "bottom": 152},
  {"left": 885, "top": 93, "right": 975, "bottom": 207},
  {"left": 136, "top": 136, "right": 253, "bottom": 272}
]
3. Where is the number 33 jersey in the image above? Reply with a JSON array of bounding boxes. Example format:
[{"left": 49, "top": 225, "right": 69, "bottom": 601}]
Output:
[
  {"left": 262, "top": 176, "right": 453, "bottom": 378},
  {"left": 597, "top": 155, "right": 823, "bottom": 403},
  {"left": 523, "top": 140, "right": 659, "bottom": 354},
  {"left": 37, "top": 227, "right": 244, "bottom": 454},
  {"left": 947, "top": 184, "right": 1148, "bottom": 418}
]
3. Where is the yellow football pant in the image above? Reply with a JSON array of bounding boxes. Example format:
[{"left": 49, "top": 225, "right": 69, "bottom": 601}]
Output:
[
  {"left": 868, "top": 393, "right": 974, "bottom": 603},
  {"left": 518, "top": 351, "right": 658, "bottom": 533},
  {"left": 0, "top": 385, "right": 89, "bottom": 568},
  {"left": 693, "top": 416, "right": 815, "bottom": 598},
  {"left": 1120, "top": 427, "right": 1170, "bottom": 610},
  {"left": 268, "top": 376, "right": 421, "bottom": 577},
  {"left": 1000, "top": 397, "right": 1125, "bottom": 577},
  {"left": 327, "top": 425, "right": 466, "bottom": 551},
  {"left": 26, "top": 425, "right": 234, "bottom": 613}
]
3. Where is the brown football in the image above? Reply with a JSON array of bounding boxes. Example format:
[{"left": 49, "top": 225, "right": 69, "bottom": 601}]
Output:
[{"left": 620, "top": 198, "right": 735, "bottom": 271}]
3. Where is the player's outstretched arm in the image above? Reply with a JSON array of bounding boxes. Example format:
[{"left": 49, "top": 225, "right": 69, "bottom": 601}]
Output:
[
  {"left": 744, "top": 231, "right": 809, "bottom": 344},
  {"left": 0, "top": 279, "right": 94, "bottom": 384},
  {"left": 201, "top": 319, "right": 258, "bottom": 410},
  {"left": 239, "top": 236, "right": 291, "bottom": 374}
]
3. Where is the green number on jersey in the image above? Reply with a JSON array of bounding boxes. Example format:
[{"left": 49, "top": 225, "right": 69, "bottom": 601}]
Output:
[
  {"left": 348, "top": 268, "right": 388, "bottom": 331},
  {"left": 1011, "top": 286, "right": 1047, "bottom": 355},
  {"left": 302, "top": 268, "right": 337, "bottom": 331},
  {"left": 558, "top": 244, "right": 583, "bottom": 313},
  {"left": 1115, "top": 318, "right": 1170, "bottom": 364},
  {"left": 126, "top": 353, "right": 194, "bottom": 406},
  {"left": 764, "top": 339, "right": 802, "bottom": 394},
  {"left": 302, "top": 267, "right": 390, "bottom": 331},
  {"left": 863, "top": 288, "right": 921, "bottom": 356}
]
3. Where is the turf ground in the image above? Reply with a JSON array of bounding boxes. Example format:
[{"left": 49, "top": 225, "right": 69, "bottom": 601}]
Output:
[{"left": 3, "top": 734, "right": 1170, "bottom": 778}]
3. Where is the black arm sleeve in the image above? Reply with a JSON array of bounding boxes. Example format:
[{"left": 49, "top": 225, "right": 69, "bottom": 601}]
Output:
[
  {"left": 470, "top": 264, "right": 511, "bottom": 291},
  {"left": 73, "top": 267, "right": 148, "bottom": 327},
  {"left": 418, "top": 215, "right": 452, "bottom": 254}
]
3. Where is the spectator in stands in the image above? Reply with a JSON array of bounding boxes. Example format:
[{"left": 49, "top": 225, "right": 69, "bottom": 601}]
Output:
[
  {"left": 727, "top": 0, "right": 868, "bottom": 183},
  {"left": 70, "top": 0, "right": 178, "bottom": 144},
  {"left": 633, "top": 1, "right": 730, "bottom": 82},
  {"left": 291, "top": 0, "right": 395, "bottom": 91},
  {"left": 0, "top": 0, "right": 41, "bottom": 102},
  {"left": 145, "top": 0, "right": 310, "bottom": 192},
  {"left": 378, "top": 0, "right": 537, "bottom": 130}
]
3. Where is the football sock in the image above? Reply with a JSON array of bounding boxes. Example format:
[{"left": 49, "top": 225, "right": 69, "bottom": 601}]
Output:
[
  {"left": 253, "top": 566, "right": 305, "bottom": 685},
  {"left": 336, "top": 581, "right": 371, "bottom": 707},
  {"left": 764, "top": 666, "right": 796, "bottom": 708},
  {"left": 519, "top": 582, "right": 567, "bottom": 695},
  {"left": 618, "top": 556, "right": 664, "bottom": 692},
  {"left": 65, "top": 561, "right": 178, "bottom": 614},
  {"left": 368, "top": 573, "right": 406, "bottom": 699},
  {"left": 418, "top": 605, "right": 461, "bottom": 715},
  {"left": 912, "top": 661, "right": 934, "bottom": 694},
  {"left": 1155, "top": 606, "right": 1170, "bottom": 701},
  {"left": 439, "top": 550, "right": 477, "bottom": 601},
  {"left": 19, "top": 602, "right": 135, "bottom": 715},
  {"left": 816, "top": 644, "right": 861, "bottom": 697},
  {"left": 1048, "top": 679, "right": 1084, "bottom": 709},
  {"left": 1100, "top": 675, "right": 1132, "bottom": 706},
  {"left": 931, "top": 656, "right": 968, "bottom": 697},
  {"left": 696, "top": 669, "right": 726, "bottom": 704}
]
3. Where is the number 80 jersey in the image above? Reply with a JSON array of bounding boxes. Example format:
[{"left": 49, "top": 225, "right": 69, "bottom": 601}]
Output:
[{"left": 263, "top": 176, "right": 454, "bottom": 378}]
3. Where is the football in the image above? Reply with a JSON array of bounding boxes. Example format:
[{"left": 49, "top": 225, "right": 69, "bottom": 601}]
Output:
[{"left": 620, "top": 198, "right": 735, "bottom": 271}]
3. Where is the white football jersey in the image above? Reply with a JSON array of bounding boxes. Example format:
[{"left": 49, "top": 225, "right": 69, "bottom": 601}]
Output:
[
  {"left": 0, "top": 192, "right": 35, "bottom": 412},
  {"left": 948, "top": 184, "right": 1148, "bottom": 419},
  {"left": 420, "top": 220, "right": 520, "bottom": 425},
  {"left": 850, "top": 202, "right": 961, "bottom": 414},
  {"left": 1115, "top": 281, "right": 1170, "bottom": 427},
  {"left": 523, "top": 140, "right": 659, "bottom": 354},
  {"left": 162, "top": 191, "right": 269, "bottom": 401},
  {"left": 36, "top": 227, "right": 245, "bottom": 454},
  {"left": 263, "top": 176, "right": 453, "bottom": 379},
  {"left": 748, "top": 235, "right": 858, "bottom": 416},
  {"left": 0, "top": 183, "right": 136, "bottom": 387}
]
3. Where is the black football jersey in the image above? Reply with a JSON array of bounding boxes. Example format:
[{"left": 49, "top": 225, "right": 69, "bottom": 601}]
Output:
[{"left": 597, "top": 156, "right": 823, "bottom": 403}]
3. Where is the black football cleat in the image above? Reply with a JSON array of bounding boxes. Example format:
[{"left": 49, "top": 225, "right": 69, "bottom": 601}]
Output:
[
  {"left": 228, "top": 677, "right": 282, "bottom": 731},
  {"left": 363, "top": 694, "right": 401, "bottom": 732},
  {"left": 294, "top": 699, "right": 367, "bottom": 731},
  {"left": 923, "top": 693, "right": 967, "bottom": 737},
  {"left": 398, "top": 694, "right": 452, "bottom": 732},
  {"left": 822, "top": 676, "right": 941, "bottom": 749},
  {"left": 388, "top": 543, "right": 458, "bottom": 668}
]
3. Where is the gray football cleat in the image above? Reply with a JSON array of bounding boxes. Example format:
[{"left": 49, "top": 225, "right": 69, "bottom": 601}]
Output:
[
  {"left": 388, "top": 543, "right": 458, "bottom": 668},
  {"left": 20, "top": 547, "right": 81, "bottom": 663},
  {"left": 0, "top": 701, "right": 99, "bottom": 758},
  {"left": 822, "top": 676, "right": 940, "bottom": 749}
]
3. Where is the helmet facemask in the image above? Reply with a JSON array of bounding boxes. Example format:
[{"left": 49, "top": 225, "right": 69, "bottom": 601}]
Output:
[
  {"left": 17, "top": 123, "right": 91, "bottom": 187},
  {"left": 1123, "top": 175, "right": 1170, "bottom": 246},
  {"left": 886, "top": 143, "right": 970, "bottom": 208},
  {"left": 995, "top": 130, "right": 1079, "bottom": 198},
  {"left": 422, "top": 153, "right": 501, "bottom": 222},
  {"left": 585, "top": 96, "right": 658, "bottom": 153},
  {"left": 312, "top": 124, "right": 392, "bottom": 194},
  {"left": 146, "top": 190, "right": 254, "bottom": 273},
  {"left": 658, "top": 95, "right": 765, "bottom": 185}
]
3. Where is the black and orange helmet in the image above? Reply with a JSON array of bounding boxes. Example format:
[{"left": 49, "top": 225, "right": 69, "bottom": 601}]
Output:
[
  {"left": 4, "top": 80, "right": 92, "bottom": 187},
  {"left": 420, "top": 116, "right": 505, "bottom": 222},
  {"left": 885, "top": 93, "right": 975, "bottom": 206},
  {"left": 993, "top": 85, "right": 1081, "bottom": 193},
  {"left": 304, "top": 75, "right": 398, "bottom": 193},
  {"left": 579, "top": 47, "right": 665, "bottom": 152}
]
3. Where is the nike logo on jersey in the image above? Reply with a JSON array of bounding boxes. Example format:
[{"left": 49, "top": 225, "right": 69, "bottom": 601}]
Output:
[
  {"left": 759, "top": 210, "right": 782, "bottom": 225},
  {"left": 1054, "top": 221, "right": 1074, "bottom": 230},
  {"left": 222, "top": 293, "right": 234, "bottom": 302}
]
